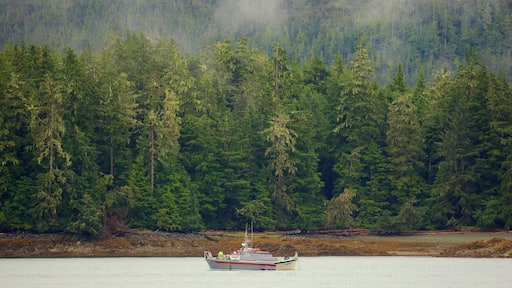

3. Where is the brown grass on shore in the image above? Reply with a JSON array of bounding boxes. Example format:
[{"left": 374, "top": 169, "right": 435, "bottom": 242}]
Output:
[
  {"left": 441, "top": 238, "right": 512, "bottom": 257},
  {"left": 1, "top": 230, "right": 511, "bottom": 258}
]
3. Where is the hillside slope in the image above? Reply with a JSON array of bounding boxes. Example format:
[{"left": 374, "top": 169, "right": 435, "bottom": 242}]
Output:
[{"left": 1, "top": 0, "right": 511, "bottom": 82}]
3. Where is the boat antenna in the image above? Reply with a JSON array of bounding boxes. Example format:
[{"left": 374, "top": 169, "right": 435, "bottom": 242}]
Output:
[{"left": 243, "top": 222, "right": 254, "bottom": 248}]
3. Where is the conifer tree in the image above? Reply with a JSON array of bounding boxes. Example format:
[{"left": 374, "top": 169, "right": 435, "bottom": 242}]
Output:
[
  {"left": 429, "top": 53, "right": 491, "bottom": 228},
  {"left": 333, "top": 40, "right": 388, "bottom": 228},
  {"left": 30, "top": 72, "right": 71, "bottom": 231},
  {"left": 97, "top": 34, "right": 137, "bottom": 181},
  {"left": 386, "top": 91, "right": 426, "bottom": 225},
  {"left": 0, "top": 45, "right": 29, "bottom": 230},
  {"left": 61, "top": 48, "right": 103, "bottom": 235},
  {"left": 263, "top": 112, "right": 297, "bottom": 227},
  {"left": 289, "top": 57, "right": 329, "bottom": 229},
  {"left": 479, "top": 72, "right": 512, "bottom": 229},
  {"left": 262, "top": 43, "right": 299, "bottom": 228}
]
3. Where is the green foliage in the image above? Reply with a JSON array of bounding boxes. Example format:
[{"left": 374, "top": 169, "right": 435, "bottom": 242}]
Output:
[
  {"left": 386, "top": 83, "right": 426, "bottom": 214},
  {"left": 67, "top": 193, "right": 102, "bottom": 235},
  {"left": 332, "top": 41, "right": 389, "bottom": 228},
  {"left": 236, "top": 199, "right": 276, "bottom": 231},
  {"left": 3, "top": 1, "right": 512, "bottom": 84},
  {"left": 263, "top": 113, "right": 297, "bottom": 209},
  {"left": 325, "top": 188, "right": 357, "bottom": 229},
  {"left": 0, "top": 22, "right": 511, "bottom": 234}
]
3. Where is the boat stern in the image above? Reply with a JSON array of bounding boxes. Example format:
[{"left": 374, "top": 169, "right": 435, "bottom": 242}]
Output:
[{"left": 275, "top": 251, "right": 299, "bottom": 270}]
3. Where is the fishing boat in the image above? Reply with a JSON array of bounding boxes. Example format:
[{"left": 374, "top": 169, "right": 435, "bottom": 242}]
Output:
[{"left": 204, "top": 227, "right": 299, "bottom": 270}]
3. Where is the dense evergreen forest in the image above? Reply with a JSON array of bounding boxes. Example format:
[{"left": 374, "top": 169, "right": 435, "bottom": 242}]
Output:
[
  {"left": 1, "top": 0, "right": 512, "bottom": 235},
  {"left": 2, "top": 0, "right": 512, "bottom": 83}
]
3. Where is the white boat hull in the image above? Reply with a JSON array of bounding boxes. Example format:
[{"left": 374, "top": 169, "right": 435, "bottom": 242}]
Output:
[
  {"left": 276, "top": 253, "right": 299, "bottom": 270},
  {"left": 204, "top": 251, "right": 298, "bottom": 271}
]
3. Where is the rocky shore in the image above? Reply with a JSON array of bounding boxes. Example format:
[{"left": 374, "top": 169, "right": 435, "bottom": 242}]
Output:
[{"left": 1, "top": 230, "right": 511, "bottom": 258}]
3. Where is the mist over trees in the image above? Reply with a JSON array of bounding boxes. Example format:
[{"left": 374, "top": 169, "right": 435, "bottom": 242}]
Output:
[
  {"left": 1, "top": 0, "right": 512, "bottom": 82},
  {"left": 1, "top": 0, "right": 511, "bottom": 235}
]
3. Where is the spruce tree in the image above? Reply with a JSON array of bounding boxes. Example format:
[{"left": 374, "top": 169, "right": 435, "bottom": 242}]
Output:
[{"left": 333, "top": 40, "right": 388, "bottom": 229}]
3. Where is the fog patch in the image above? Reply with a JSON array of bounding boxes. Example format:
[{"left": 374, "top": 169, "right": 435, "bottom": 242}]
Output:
[{"left": 213, "top": 0, "right": 288, "bottom": 31}]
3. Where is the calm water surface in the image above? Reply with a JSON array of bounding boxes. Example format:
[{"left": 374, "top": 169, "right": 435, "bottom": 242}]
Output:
[{"left": 1, "top": 256, "right": 510, "bottom": 288}]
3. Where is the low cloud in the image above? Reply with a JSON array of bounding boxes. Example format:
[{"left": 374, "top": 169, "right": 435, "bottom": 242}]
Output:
[{"left": 213, "top": 0, "right": 288, "bottom": 31}]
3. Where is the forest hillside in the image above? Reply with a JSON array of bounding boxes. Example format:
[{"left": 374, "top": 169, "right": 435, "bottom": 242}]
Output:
[
  {"left": 0, "top": 0, "right": 512, "bottom": 236},
  {"left": 1, "top": 0, "right": 512, "bottom": 83}
]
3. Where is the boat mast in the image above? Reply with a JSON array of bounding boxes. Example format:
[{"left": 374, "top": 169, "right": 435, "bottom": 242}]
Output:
[{"left": 243, "top": 222, "right": 254, "bottom": 249}]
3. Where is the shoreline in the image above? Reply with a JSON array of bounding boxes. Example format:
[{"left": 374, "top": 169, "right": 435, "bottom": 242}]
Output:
[{"left": 1, "top": 230, "right": 511, "bottom": 258}]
